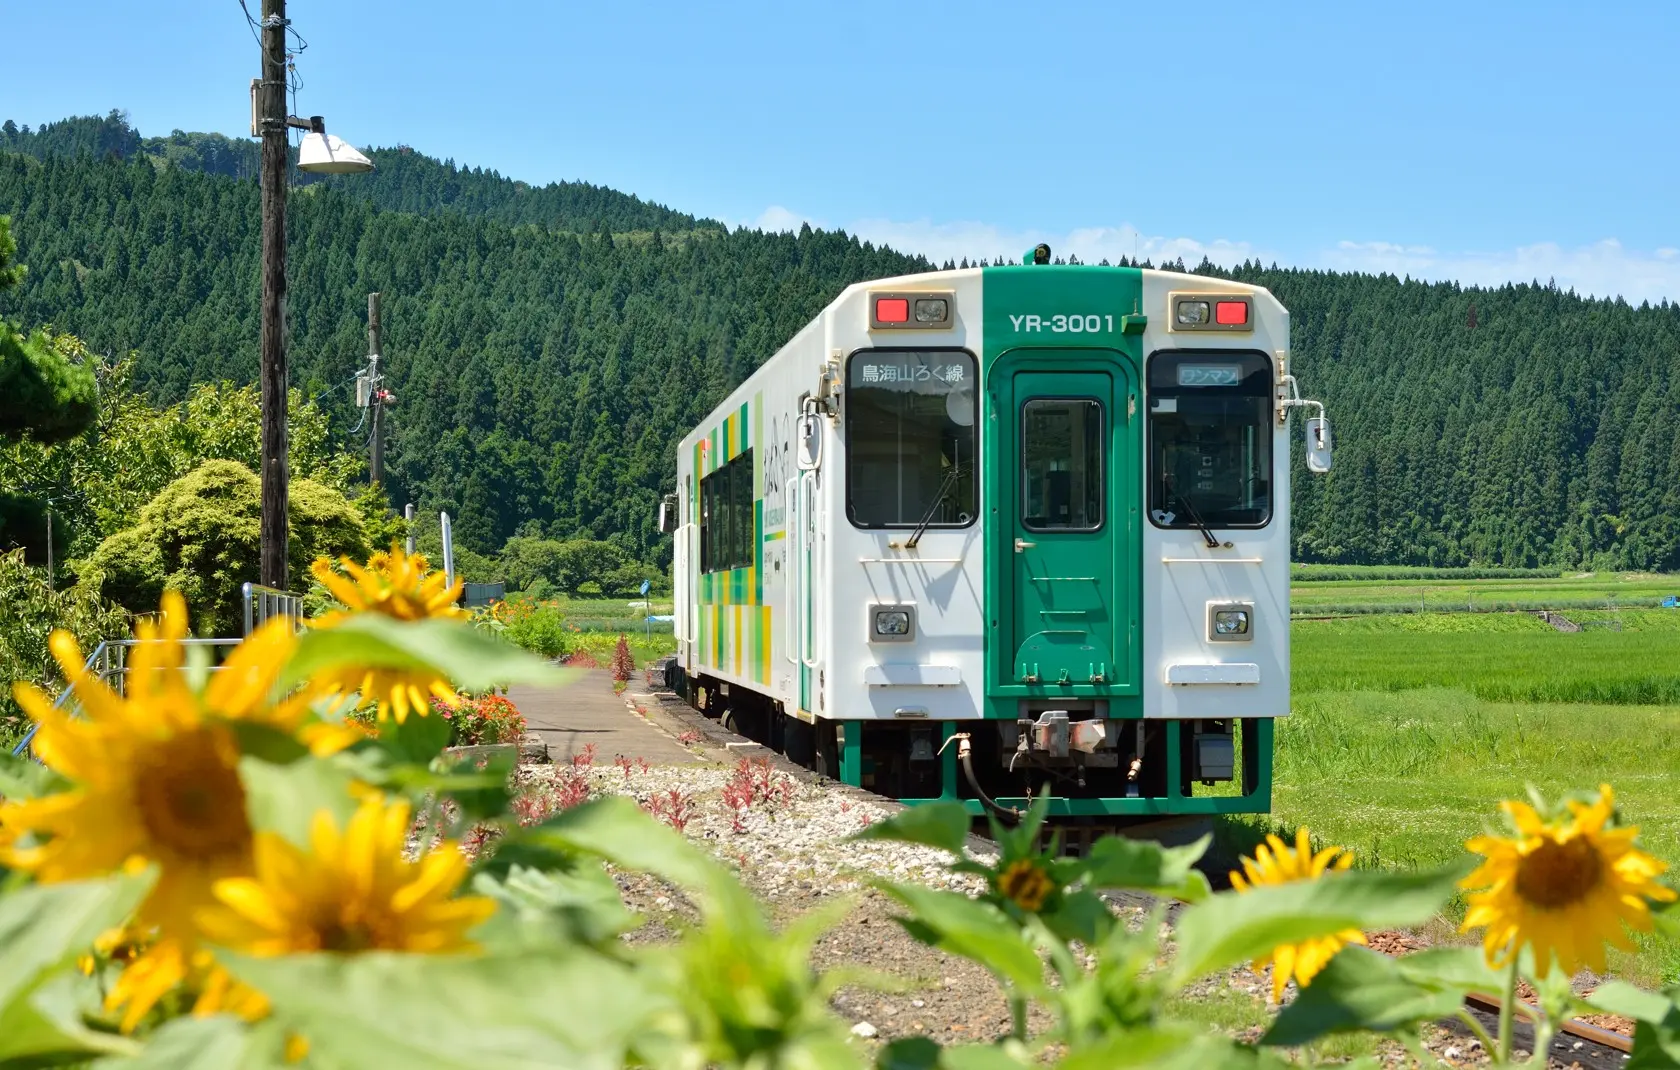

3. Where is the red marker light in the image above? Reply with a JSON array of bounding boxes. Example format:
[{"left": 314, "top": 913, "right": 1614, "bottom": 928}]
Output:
[
  {"left": 876, "top": 297, "right": 910, "bottom": 323},
  {"left": 1215, "top": 300, "right": 1248, "bottom": 325}
]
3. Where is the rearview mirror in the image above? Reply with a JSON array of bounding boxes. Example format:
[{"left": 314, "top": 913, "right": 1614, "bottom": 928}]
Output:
[
  {"left": 1305, "top": 416, "right": 1332, "bottom": 474},
  {"left": 798, "top": 412, "right": 822, "bottom": 470},
  {"left": 656, "top": 495, "right": 677, "bottom": 533}
]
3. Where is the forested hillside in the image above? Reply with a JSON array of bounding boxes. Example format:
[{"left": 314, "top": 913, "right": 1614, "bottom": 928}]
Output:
[
  {"left": 3, "top": 114, "right": 1679, "bottom": 571},
  {"left": 0, "top": 112, "right": 710, "bottom": 233}
]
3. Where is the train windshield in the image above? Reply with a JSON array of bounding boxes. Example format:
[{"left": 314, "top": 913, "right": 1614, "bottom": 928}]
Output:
[
  {"left": 1147, "top": 351, "right": 1272, "bottom": 529},
  {"left": 846, "top": 350, "right": 978, "bottom": 528}
]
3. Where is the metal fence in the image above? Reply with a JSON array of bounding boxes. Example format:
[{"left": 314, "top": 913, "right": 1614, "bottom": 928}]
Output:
[
  {"left": 242, "top": 582, "right": 304, "bottom": 635},
  {"left": 10, "top": 583, "right": 303, "bottom": 762},
  {"left": 10, "top": 637, "right": 244, "bottom": 758}
]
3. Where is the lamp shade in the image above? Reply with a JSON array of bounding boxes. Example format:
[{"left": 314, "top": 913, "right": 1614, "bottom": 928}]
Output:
[{"left": 296, "top": 132, "right": 374, "bottom": 175}]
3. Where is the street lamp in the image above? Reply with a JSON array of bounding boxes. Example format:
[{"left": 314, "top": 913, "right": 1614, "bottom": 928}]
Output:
[{"left": 253, "top": 0, "right": 371, "bottom": 590}]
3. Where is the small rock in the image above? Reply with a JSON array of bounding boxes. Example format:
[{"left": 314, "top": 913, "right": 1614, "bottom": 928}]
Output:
[
  {"left": 1443, "top": 1047, "right": 1460, "bottom": 1060},
  {"left": 911, "top": 999, "right": 926, "bottom": 1009},
  {"left": 851, "top": 1022, "right": 878, "bottom": 1039},
  {"left": 1573, "top": 1040, "right": 1584, "bottom": 1050}
]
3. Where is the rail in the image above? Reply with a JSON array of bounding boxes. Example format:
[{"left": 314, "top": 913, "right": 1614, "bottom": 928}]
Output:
[
  {"left": 10, "top": 637, "right": 243, "bottom": 759},
  {"left": 242, "top": 582, "right": 303, "bottom": 635}
]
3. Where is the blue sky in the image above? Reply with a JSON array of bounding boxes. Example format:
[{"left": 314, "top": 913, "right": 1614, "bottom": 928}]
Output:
[{"left": 6, "top": 1, "right": 1680, "bottom": 301}]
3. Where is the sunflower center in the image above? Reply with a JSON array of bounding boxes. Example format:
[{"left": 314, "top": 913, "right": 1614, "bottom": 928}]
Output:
[
  {"left": 1514, "top": 834, "right": 1603, "bottom": 909},
  {"left": 317, "top": 922, "right": 376, "bottom": 952},
  {"left": 133, "top": 729, "right": 251, "bottom": 860}
]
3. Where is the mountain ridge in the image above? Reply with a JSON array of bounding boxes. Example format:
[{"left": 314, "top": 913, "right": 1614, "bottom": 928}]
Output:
[{"left": 3, "top": 113, "right": 1679, "bottom": 572}]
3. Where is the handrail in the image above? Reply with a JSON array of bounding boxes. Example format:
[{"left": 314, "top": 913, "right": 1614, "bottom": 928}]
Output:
[
  {"left": 9, "top": 637, "right": 243, "bottom": 760},
  {"left": 242, "top": 582, "right": 304, "bottom": 636}
]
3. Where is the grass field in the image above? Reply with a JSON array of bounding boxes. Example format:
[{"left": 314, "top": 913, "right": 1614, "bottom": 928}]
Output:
[
  {"left": 1222, "top": 599, "right": 1680, "bottom": 984},
  {"left": 1290, "top": 569, "right": 1680, "bottom": 615}
]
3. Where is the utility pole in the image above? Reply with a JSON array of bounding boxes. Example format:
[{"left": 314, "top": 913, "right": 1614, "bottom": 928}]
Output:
[
  {"left": 367, "top": 291, "right": 383, "bottom": 485},
  {"left": 258, "top": 0, "right": 290, "bottom": 589}
]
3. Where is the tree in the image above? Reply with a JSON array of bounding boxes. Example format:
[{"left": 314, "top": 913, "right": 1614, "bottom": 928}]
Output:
[
  {"left": 87, "top": 460, "right": 369, "bottom": 635},
  {"left": 0, "top": 216, "right": 98, "bottom": 564}
]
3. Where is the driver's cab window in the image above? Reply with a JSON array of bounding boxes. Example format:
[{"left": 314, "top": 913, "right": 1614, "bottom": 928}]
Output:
[{"left": 1147, "top": 351, "right": 1272, "bottom": 529}]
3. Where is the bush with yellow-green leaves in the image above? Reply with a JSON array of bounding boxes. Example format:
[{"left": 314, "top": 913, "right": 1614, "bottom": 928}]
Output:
[{"left": 2, "top": 546, "right": 1679, "bottom": 1068}]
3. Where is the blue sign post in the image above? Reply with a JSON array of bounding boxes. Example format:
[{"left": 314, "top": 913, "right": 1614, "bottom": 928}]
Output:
[{"left": 641, "top": 578, "right": 651, "bottom": 637}]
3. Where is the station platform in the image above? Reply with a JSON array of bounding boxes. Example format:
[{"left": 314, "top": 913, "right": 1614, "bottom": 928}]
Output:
[{"left": 507, "top": 669, "right": 700, "bottom": 766}]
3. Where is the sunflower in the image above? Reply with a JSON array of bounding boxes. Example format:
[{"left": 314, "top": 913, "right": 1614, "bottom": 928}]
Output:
[
  {"left": 308, "top": 546, "right": 467, "bottom": 723},
  {"left": 199, "top": 794, "right": 496, "bottom": 956},
  {"left": 1461, "top": 784, "right": 1675, "bottom": 976},
  {"left": 0, "top": 592, "right": 302, "bottom": 1030},
  {"left": 996, "top": 859, "right": 1055, "bottom": 912},
  {"left": 1229, "top": 828, "right": 1366, "bottom": 1002}
]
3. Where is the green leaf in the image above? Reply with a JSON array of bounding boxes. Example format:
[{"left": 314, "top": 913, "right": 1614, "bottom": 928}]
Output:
[
  {"left": 851, "top": 802, "right": 971, "bottom": 855},
  {"left": 91, "top": 1014, "right": 287, "bottom": 1069},
  {"left": 1, "top": 968, "right": 141, "bottom": 1065},
  {"left": 877, "top": 1039, "right": 1035, "bottom": 1070},
  {"left": 228, "top": 721, "right": 309, "bottom": 765},
  {"left": 239, "top": 755, "right": 358, "bottom": 851},
  {"left": 382, "top": 709, "right": 452, "bottom": 765},
  {"left": 1076, "top": 833, "right": 1213, "bottom": 903},
  {"left": 471, "top": 863, "right": 639, "bottom": 950},
  {"left": 1587, "top": 987, "right": 1680, "bottom": 1070},
  {"left": 0, "top": 871, "right": 153, "bottom": 1063},
  {"left": 223, "top": 948, "right": 660, "bottom": 1070},
  {"left": 1059, "top": 1027, "right": 1293, "bottom": 1069},
  {"left": 0, "top": 750, "right": 68, "bottom": 800},
  {"left": 503, "top": 795, "right": 732, "bottom": 901},
  {"left": 1588, "top": 980, "right": 1678, "bottom": 1024},
  {"left": 1261, "top": 945, "right": 1466, "bottom": 1046},
  {"left": 280, "top": 614, "right": 568, "bottom": 694},
  {"left": 1039, "top": 888, "right": 1116, "bottom": 946},
  {"left": 875, "top": 881, "right": 1046, "bottom": 995},
  {"left": 429, "top": 749, "right": 513, "bottom": 821},
  {"left": 1170, "top": 865, "right": 1462, "bottom": 987}
]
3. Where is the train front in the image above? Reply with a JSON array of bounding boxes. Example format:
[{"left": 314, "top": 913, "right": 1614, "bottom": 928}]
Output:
[{"left": 839, "top": 255, "right": 1330, "bottom": 827}]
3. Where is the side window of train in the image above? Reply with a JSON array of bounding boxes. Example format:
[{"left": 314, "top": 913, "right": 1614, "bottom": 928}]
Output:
[{"left": 699, "top": 448, "right": 755, "bottom": 573}]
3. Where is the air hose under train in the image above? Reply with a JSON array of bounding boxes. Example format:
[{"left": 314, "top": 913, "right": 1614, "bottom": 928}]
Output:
[{"left": 941, "top": 733, "right": 1023, "bottom": 824}]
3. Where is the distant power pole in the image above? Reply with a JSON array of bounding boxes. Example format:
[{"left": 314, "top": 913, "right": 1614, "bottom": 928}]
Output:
[{"left": 367, "top": 292, "right": 383, "bottom": 485}]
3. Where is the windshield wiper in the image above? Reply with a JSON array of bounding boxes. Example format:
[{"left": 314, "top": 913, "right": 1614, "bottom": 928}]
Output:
[
  {"left": 1164, "top": 474, "right": 1221, "bottom": 549},
  {"left": 905, "top": 462, "right": 964, "bottom": 548}
]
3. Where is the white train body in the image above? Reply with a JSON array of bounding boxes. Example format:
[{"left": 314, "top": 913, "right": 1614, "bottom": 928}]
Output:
[{"left": 667, "top": 262, "right": 1326, "bottom": 817}]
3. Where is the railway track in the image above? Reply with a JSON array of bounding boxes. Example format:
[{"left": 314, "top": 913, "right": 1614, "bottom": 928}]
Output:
[{"left": 639, "top": 681, "right": 1639, "bottom": 1066}]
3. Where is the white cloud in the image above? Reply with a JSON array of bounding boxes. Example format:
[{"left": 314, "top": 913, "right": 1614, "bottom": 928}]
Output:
[
  {"left": 1322, "top": 239, "right": 1680, "bottom": 305},
  {"left": 733, "top": 207, "right": 1680, "bottom": 305}
]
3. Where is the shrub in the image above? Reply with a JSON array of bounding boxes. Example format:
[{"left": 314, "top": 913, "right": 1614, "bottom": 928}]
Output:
[
  {"left": 87, "top": 460, "right": 368, "bottom": 634},
  {"left": 444, "top": 694, "right": 528, "bottom": 747},
  {"left": 501, "top": 601, "right": 570, "bottom": 659},
  {"left": 0, "top": 548, "right": 129, "bottom": 734}
]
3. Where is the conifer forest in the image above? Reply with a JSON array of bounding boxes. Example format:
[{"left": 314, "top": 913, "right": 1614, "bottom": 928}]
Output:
[{"left": 4, "top": 112, "right": 1680, "bottom": 572}]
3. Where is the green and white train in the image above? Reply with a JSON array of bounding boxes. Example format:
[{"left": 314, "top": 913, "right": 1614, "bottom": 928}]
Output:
[{"left": 661, "top": 248, "right": 1330, "bottom": 825}]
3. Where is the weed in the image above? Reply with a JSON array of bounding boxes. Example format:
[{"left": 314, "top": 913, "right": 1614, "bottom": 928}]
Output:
[{"left": 646, "top": 788, "right": 696, "bottom": 833}]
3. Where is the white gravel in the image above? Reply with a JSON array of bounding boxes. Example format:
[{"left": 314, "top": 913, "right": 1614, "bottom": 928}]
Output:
[{"left": 517, "top": 760, "right": 996, "bottom": 897}]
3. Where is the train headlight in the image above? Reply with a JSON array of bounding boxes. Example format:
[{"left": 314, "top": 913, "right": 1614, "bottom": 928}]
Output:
[
  {"left": 1208, "top": 602, "right": 1254, "bottom": 642},
  {"left": 913, "top": 297, "right": 949, "bottom": 323},
  {"left": 870, "top": 604, "right": 915, "bottom": 642},
  {"left": 1176, "top": 299, "right": 1211, "bottom": 326}
]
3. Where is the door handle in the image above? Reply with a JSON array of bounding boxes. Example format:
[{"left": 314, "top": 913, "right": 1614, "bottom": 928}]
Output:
[{"left": 1014, "top": 538, "right": 1036, "bottom": 552}]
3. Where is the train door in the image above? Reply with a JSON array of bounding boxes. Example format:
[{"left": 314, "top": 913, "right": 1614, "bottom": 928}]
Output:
[{"left": 1000, "top": 364, "right": 1128, "bottom": 687}]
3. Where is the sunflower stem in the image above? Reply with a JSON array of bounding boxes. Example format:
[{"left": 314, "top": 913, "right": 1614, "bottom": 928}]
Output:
[
  {"left": 1402, "top": 1029, "right": 1451, "bottom": 1068},
  {"left": 1496, "top": 957, "right": 1519, "bottom": 1063},
  {"left": 1454, "top": 1009, "right": 1497, "bottom": 1058},
  {"left": 1008, "top": 991, "right": 1028, "bottom": 1041}
]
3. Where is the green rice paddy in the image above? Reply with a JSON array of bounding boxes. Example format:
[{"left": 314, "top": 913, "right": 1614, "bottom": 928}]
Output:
[{"left": 1230, "top": 578, "right": 1680, "bottom": 984}]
